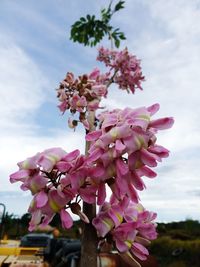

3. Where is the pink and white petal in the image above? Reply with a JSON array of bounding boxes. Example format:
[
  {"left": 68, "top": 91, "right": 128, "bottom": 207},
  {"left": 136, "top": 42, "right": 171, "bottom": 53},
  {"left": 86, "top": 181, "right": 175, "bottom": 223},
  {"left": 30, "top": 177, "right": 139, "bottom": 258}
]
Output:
[
  {"left": 60, "top": 209, "right": 73, "bottom": 229},
  {"left": 10, "top": 169, "right": 30, "bottom": 183},
  {"left": 97, "top": 183, "right": 106, "bottom": 205},
  {"left": 35, "top": 191, "right": 48, "bottom": 208},
  {"left": 62, "top": 149, "right": 80, "bottom": 161},
  {"left": 147, "top": 103, "right": 160, "bottom": 116},
  {"left": 38, "top": 156, "right": 55, "bottom": 172},
  {"left": 79, "top": 187, "right": 97, "bottom": 204},
  {"left": 130, "top": 171, "right": 146, "bottom": 191},
  {"left": 92, "top": 216, "right": 114, "bottom": 237},
  {"left": 131, "top": 242, "right": 149, "bottom": 261},
  {"left": 120, "top": 195, "right": 130, "bottom": 210},
  {"left": 87, "top": 148, "right": 103, "bottom": 163},
  {"left": 115, "top": 238, "right": 130, "bottom": 252},
  {"left": 140, "top": 149, "right": 159, "bottom": 167},
  {"left": 89, "top": 68, "right": 100, "bottom": 79},
  {"left": 137, "top": 166, "right": 157, "bottom": 179},
  {"left": 89, "top": 164, "right": 105, "bottom": 179},
  {"left": 127, "top": 184, "right": 139, "bottom": 203},
  {"left": 20, "top": 183, "right": 29, "bottom": 191},
  {"left": 56, "top": 161, "right": 72, "bottom": 172},
  {"left": 115, "top": 139, "right": 126, "bottom": 152},
  {"left": 28, "top": 210, "right": 42, "bottom": 231},
  {"left": 86, "top": 130, "right": 102, "bottom": 141},
  {"left": 40, "top": 213, "right": 55, "bottom": 228},
  {"left": 17, "top": 155, "right": 38, "bottom": 170},
  {"left": 149, "top": 117, "right": 174, "bottom": 130},
  {"left": 128, "top": 151, "right": 141, "bottom": 170},
  {"left": 116, "top": 158, "right": 129, "bottom": 176},
  {"left": 148, "top": 145, "right": 169, "bottom": 158}
]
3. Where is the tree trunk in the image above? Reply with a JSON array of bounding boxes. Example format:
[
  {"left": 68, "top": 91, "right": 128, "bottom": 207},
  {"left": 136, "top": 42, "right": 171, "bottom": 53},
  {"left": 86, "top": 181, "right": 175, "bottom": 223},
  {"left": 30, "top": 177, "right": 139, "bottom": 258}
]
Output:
[
  {"left": 80, "top": 111, "right": 98, "bottom": 267},
  {"left": 80, "top": 202, "right": 98, "bottom": 267}
]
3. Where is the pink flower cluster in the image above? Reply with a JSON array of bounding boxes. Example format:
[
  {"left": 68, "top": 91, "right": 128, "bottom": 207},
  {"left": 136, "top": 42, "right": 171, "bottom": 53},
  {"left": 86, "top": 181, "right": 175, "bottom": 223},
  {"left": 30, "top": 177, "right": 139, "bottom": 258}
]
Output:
[
  {"left": 10, "top": 148, "right": 91, "bottom": 231},
  {"left": 9, "top": 103, "right": 173, "bottom": 264},
  {"left": 97, "top": 47, "right": 145, "bottom": 93},
  {"left": 57, "top": 47, "right": 145, "bottom": 130},
  {"left": 93, "top": 196, "right": 157, "bottom": 263},
  {"left": 57, "top": 69, "right": 109, "bottom": 129},
  {"left": 86, "top": 103, "right": 174, "bottom": 203}
]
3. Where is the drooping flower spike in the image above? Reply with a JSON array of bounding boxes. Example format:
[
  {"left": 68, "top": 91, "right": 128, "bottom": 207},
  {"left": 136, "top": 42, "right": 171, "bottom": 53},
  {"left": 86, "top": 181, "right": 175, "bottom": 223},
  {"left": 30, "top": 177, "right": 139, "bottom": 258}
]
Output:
[
  {"left": 93, "top": 195, "right": 157, "bottom": 266},
  {"left": 86, "top": 104, "right": 174, "bottom": 202},
  {"left": 10, "top": 147, "right": 91, "bottom": 231}
]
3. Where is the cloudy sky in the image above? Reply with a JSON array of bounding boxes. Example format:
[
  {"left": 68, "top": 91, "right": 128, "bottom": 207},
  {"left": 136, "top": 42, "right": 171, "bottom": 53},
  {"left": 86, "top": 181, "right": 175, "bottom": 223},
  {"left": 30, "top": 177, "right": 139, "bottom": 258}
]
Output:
[{"left": 0, "top": 0, "right": 200, "bottom": 222}]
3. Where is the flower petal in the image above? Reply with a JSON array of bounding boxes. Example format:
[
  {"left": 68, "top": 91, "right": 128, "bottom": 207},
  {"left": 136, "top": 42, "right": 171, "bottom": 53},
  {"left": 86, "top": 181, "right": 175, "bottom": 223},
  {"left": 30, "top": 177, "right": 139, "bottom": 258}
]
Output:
[
  {"left": 35, "top": 191, "right": 48, "bottom": 208},
  {"left": 60, "top": 209, "right": 73, "bottom": 229},
  {"left": 149, "top": 117, "right": 174, "bottom": 130}
]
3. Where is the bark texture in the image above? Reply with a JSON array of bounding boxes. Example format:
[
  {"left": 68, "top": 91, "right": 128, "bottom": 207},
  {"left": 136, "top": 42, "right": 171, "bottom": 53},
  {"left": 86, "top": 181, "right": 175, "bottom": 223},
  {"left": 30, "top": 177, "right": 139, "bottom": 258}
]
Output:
[
  {"left": 80, "top": 202, "right": 98, "bottom": 267},
  {"left": 80, "top": 111, "right": 98, "bottom": 267}
]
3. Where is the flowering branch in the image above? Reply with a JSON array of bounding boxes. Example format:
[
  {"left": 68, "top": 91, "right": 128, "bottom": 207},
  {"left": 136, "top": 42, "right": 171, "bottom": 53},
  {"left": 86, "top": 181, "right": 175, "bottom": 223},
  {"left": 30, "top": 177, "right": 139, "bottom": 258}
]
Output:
[{"left": 10, "top": 44, "right": 174, "bottom": 267}]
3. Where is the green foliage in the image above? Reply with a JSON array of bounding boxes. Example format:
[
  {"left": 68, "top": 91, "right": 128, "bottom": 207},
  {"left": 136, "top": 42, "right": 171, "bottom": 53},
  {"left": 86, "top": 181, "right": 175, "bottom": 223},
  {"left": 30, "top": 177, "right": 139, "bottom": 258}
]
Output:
[
  {"left": 1, "top": 212, "right": 81, "bottom": 239},
  {"left": 70, "top": 0, "right": 126, "bottom": 48},
  {"left": 157, "top": 220, "right": 200, "bottom": 239},
  {"left": 150, "top": 236, "right": 200, "bottom": 267},
  {"left": 150, "top": 221, "right": 200, "bottom": 267}
]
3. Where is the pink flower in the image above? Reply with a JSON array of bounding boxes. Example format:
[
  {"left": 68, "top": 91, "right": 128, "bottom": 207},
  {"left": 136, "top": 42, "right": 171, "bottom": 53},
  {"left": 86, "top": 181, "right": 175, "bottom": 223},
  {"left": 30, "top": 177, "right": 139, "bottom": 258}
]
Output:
[
  {"left": 97, "top": 47, "right": 145, "bottom": 93},
  {"left": 92, "top": 214, "right": 115, "bottom": 238},
  {"left": 87, "top": 105, "right": 174, "bottom": 202},
  {"left": 10, "top": 169, "right": 31, "bottom": 183},
  {"left": 10, "top": 147, "right": 93, "bottom": 231},
  {"left": 92, "top": 199, "right": 126, "bottom": 237},
  {"left": 60, "top": 209, "right": 73, "bottom": 229},
  {"left": 93, "top": 197, "right": 157, "bottom": 263},
  {"left": 57, "top": 47, "right": 145, "bottom": 130},
  {"left": 56, "top": 66, "right": 109, "bottom": 129},
  {"left": 37, "top": 147, "right": 66, "bottom": 172},
  {"left": 35, "top": 191, "right": 48, "bottom": 208},
  {"left": 70, "top": 94, "right": 87, "bottom": 112}
]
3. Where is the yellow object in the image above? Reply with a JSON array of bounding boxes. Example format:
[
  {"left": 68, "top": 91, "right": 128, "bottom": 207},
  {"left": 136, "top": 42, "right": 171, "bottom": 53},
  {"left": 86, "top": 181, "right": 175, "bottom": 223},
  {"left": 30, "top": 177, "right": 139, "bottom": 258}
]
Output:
[
  {"left": 0, "top": 239, "right": 45, "bottom": 266},
  {"left": 3, "top": 235, "right": 7, "bottom": 241},
  {"left": 0, "top": 247, "right": 40, "bottom": 256}
]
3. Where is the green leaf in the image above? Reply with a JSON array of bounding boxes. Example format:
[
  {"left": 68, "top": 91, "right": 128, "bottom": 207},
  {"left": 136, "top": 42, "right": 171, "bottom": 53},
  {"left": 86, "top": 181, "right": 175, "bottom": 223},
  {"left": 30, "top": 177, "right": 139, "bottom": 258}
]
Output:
[
  {"left": 119, "top": 32, "right": 126, "bottom": 40},
  {"left": 80, "top": 17, "right": 86, "bottom": 22},
  {"left": 70, "top": 0, "right": 126, "bottom": 47},
  {"left": 86, "top": 14, "right": 91, "bottom": 21},
  {"left": 114, "top": 38, "right": 120, "bottom": 48},
  {"left": 114, "top": 1, "right": 125, "bottom": 12}
]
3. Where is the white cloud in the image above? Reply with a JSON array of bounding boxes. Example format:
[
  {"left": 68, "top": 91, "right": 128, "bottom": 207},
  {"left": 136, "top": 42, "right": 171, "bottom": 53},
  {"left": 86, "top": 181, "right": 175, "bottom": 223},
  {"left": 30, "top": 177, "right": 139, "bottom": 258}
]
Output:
[{"left": 0, "top": 33, "right": 48, "bottom": 128}]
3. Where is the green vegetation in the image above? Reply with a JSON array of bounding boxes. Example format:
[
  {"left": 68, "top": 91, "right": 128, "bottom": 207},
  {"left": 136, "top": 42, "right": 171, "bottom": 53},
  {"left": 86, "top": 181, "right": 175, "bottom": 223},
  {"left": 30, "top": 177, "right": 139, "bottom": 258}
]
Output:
[
  {"left": 150, "top": 220, "right": 200, "bottom": 267},
  {"left": 1, "top": 212, "right": 82, "bottom": 239},
  {"left": 70, "top": 0, "right": 126, "bottom": 47}
]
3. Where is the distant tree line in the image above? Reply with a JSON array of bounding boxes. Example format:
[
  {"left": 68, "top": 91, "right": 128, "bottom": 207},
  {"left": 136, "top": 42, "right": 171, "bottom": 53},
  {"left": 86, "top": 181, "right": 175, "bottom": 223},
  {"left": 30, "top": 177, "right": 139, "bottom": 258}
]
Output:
[
  {"left": 157, "top": 219, "right": 200, "bottom": 240},
  {"left": 1, "top": 212, "right": 82, "bottom": 239}
]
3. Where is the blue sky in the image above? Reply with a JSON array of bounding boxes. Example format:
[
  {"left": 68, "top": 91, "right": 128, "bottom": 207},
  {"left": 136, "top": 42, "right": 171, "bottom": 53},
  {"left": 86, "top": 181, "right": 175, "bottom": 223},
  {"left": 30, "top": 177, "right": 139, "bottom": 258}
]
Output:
[{"left": 0, "top": 0, "right": 200, "bottom": 222}]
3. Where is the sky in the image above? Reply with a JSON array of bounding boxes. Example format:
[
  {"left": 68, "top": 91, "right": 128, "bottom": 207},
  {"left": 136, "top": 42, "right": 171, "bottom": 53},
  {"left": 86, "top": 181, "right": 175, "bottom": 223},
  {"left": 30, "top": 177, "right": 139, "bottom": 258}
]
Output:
[{"left": 0, "top": 0, "right": 200, "bottom": 222}]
